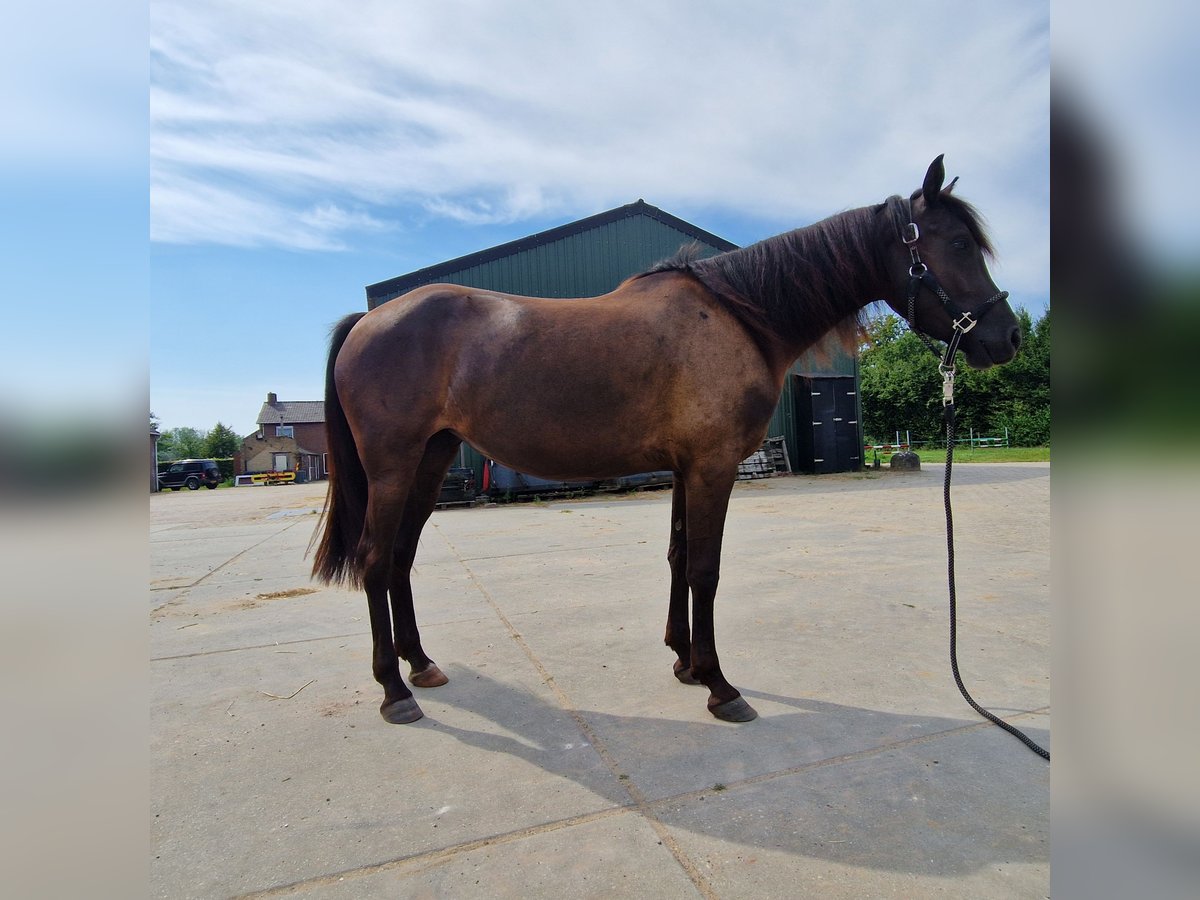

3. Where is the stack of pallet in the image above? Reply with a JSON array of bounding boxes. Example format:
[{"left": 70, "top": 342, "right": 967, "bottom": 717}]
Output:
[
  {"left": 761, "top": 436, "right": 792, "bottom": 475},
  {"left": 737, "top": 450, "right": 773, "bottom": 480},
  {"left": 737, "top": 436, "right": 792, "bottom": 480}
]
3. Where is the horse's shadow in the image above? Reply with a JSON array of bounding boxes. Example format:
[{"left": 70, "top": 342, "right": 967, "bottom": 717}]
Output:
[{"left": 414, "top": 665, "right": 1049, "bottom": 877}]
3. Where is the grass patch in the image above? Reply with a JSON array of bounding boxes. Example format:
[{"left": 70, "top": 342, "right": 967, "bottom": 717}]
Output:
[{"left": 869, "top": 445, "right": 1050, "bottom": 465}]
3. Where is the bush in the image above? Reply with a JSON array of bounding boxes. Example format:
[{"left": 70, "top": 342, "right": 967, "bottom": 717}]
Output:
[
  {"left": 860, "top": 309, "right": 1049, "bottom": 448},
  {"left": 990, "top": 402, "right": 1051, "bottom": 447}
]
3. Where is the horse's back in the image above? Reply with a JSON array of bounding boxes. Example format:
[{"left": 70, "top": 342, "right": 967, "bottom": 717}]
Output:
[{"left": 335, "top": 275, "right": 782, "bottom": 479}]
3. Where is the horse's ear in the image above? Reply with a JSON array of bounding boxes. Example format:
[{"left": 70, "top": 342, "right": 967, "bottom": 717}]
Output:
[{"left": 922, "top": 154, "right": 946, "bottom": 205}]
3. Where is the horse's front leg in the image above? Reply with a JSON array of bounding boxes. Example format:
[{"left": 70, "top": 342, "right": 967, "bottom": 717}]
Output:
[
  {"left": 665, "top": 477, "right": 700, "bottom": 685},
  {"left": 683, "top": 467, "right": 757, "bottom": 722}
]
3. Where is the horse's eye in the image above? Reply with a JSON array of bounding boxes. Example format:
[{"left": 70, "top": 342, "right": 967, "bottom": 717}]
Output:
[{"left": 951, "top": 238, "right": 970, "bottom": 251}]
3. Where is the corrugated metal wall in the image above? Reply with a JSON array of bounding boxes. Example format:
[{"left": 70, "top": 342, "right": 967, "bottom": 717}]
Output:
[
  {"left": 436, "top": 218, "right": 694, "bottom": 297},
  {"left": 370, "top": 215, "right": 721, "bottom": 305}
]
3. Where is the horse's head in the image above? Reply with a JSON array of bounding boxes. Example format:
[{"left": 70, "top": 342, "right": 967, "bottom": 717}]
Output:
[{"left": 882, "top": 155, "right": 1022, "bottom": 369}]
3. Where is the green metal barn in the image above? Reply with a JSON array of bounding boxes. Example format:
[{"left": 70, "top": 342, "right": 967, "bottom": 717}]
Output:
[{"left": 365, "top": 200, "right": 862, "bottom": 482}]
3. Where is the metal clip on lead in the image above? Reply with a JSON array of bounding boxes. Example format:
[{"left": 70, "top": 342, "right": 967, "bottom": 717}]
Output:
[{"left": 941, "top": 367, "right": 955, "bottom": 407}]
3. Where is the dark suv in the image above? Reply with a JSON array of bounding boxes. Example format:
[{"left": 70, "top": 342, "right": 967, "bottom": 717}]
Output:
[{"left": 158, "top": 459, "right": 221, "bottom": 491}]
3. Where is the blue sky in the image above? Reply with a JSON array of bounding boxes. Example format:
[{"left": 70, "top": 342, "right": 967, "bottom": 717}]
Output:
[{"left": 146, "top": 1, "right": 1053, "bottom": 436}]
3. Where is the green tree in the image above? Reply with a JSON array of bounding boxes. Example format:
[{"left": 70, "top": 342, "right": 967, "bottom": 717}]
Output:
[
  {"left": 204, "top": 421, "right": 241, "bottom": 458},
  {"left": 859, "top": 309, "right": 1050, "bottom": 446},
  {"left": 858, "top": 314, "right": 941, "bottom": 442},
  {"left": 158, "top": 426, "right": 207, "bottom": 460},
  {"left": 957, "top": 308, "right": 1051, "bottom": 445}
]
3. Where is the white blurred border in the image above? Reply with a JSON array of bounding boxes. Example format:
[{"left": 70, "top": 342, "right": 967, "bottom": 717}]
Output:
[
  {"left": 0, "top": 1, "right": 148, "bottom": 895},
  {"left": 1054, "top": 2, "right": 1200, "bottom": 897}
]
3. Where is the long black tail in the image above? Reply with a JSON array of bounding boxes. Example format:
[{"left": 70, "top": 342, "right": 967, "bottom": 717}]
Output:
[{"left": 311, "top": 312, "right": 369, "bottom": 587}]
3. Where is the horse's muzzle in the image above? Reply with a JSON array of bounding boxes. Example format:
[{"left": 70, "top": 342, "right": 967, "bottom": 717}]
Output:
[
  {"left": 1007, "top": 324, "right": 1022, "bottom": 354},
  {"left": 980, "top": 326, "right": 1021, "bottom": 367}
]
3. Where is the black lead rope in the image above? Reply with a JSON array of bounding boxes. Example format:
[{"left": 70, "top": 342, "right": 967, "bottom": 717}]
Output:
[
  {"left": 942, "top": 395, "right": 1050, "bottom": 761},
  {"left": 894, "top": 195, "right": 1047, "bottom": 759}
]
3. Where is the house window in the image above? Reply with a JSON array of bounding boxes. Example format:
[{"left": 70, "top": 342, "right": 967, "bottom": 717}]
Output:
[
  {"left": 276, "top": 425, "right": 294, "bottom": 438},
  {"left": 322, "top": 453, "right": 328, "bottom": 475},
  {"left": 273, "top": 453, "right": 289, "bottom": 472}
]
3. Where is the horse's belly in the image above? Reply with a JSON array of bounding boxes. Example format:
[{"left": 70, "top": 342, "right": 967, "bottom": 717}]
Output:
[{"left": 461, "top": 418, "right": 669, "bottom": 482}]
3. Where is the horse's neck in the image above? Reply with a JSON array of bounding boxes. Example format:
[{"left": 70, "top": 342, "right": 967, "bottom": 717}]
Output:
[{"left": 747, "top": 210, "right": 888, "bottom": 360}]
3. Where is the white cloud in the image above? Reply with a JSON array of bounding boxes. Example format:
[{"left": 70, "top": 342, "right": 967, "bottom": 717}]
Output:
[
  {"left": 151, "top": 170, "right": 389, "bottom": 250},
  {"left": 151, "top": 1, "right": 1049, "bottom": 292}
]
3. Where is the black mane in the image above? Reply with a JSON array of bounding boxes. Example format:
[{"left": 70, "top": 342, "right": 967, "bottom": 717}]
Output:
[
  {"left": 640, "top": 188, "right": 994, "bottom": 353},
  {"left": 641, "top": 205, "right": 891, "bottom": 352}
]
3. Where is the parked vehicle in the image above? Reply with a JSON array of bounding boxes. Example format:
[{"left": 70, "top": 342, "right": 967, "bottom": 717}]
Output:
[{"left": 158, "top": 459, "right": 221, "bottom": 491}]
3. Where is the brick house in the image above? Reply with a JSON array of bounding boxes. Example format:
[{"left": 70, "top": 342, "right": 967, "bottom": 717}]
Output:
[{"left": 236, "top": 392, "right": 327, "bottom": 481}]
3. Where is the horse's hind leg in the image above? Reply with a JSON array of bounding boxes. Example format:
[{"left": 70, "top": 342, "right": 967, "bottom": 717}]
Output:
[
  {"left": 390, "top": 431, "right": 462, "bottom": 689},
  {"left": 664, "top": 477, "right": 700, "bottom": 685},
  {"left": 359, "top": 467, "right": 424, "bottom": 724}
]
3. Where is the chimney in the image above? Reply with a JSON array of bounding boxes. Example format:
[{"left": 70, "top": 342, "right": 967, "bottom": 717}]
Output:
[{"left": 267, "top": 392, "right": 277, "bottom": 404}]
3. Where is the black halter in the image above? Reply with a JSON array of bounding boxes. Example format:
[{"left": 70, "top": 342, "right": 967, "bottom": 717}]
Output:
[{"left": 886, "top": 195, "right": 1009, "bottom": 397}]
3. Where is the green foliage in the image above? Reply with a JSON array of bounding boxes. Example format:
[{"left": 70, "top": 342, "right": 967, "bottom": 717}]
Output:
[
  {"left": 157, "top": 426, "right": 207, "bottom": 460},
  {"left": 860, "top": 308, "right": 1050, "bottom": 446},
  {"left": 204, "top": 422, "right": 241, "bottom": 458},
  {"left": 158, "top": 421, "right": 243, "bottom": 462},
  {"left": 858, "top": 315, "right": 942, "bottom": 441}
]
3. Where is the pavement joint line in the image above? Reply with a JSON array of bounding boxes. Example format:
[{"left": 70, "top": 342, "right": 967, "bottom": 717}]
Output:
[
  {"left": 151, "top": 631, "right": 369, "bottom": 662},
  {"left": 150, "top": 608, "right": 513, "bottom": 662},
  {"left": 149, "top": 518, "right": 310, "bottom": 592},
  {"left": 232, "top": 804, "right": 636, "bottom": 898},
  {"left": 433, "top": 521, "right": 721, "bottom": 900},
  {"left": 457, "top": 540, "right": 648, "bottom": 562},
  {"left": 150, "top": 603, "right": 583, "bottom": 662},
  {"left": 636, "top": 705, "right": 1052, "bottom": 815},
  {"left": 228, "top": 705, "right": 1050, "bottom": 897}
]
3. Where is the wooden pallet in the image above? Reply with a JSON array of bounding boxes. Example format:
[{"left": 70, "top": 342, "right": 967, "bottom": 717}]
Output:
[{"left": 737, "top": 436, "right": 791, "bottom": 480}]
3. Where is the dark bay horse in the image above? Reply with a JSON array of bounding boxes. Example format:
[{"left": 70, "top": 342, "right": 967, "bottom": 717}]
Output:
[{"left": 313, "top": 156, "right": 1021, "bottom": 725}]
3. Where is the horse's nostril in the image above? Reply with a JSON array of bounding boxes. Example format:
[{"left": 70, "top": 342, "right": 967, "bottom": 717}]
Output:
[{"left": 1010, "top": 327, "right": 1022, "bottom": 351}]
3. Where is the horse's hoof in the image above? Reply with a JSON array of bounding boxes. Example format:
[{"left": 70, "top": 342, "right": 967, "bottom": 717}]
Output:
[
  {"left": 380, "top": 697, "right": 424, "bottom": 724},
  {"left": 673, "top": 661, "right": 701, "bottom": 685},
  {"left": 709, "top": 696, "right": 758, "bottom": 722},
  {"left": 410, "top": 663, "right": 449, "bottom": 688}
]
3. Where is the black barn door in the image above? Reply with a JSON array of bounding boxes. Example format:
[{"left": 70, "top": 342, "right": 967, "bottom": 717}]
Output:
[{"left": 797, "top": 376, "right": 861, "bottom": 474}]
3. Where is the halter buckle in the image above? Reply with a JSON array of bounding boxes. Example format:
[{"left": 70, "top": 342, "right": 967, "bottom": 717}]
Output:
[
  {"left": 952, "top": 311, "right": 977, "bottom": 334},
  {"left": 902, "top": 222, "right": 920, "bottom": 244},
  {"left": 940, "top": 367, "right": 955, "bottom": 407},
  {"left": 908, "top": 262, "right": 927, "bottom": 277}
]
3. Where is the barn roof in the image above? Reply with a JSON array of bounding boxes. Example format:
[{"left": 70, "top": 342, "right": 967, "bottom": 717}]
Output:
[{"left": 365, "top": 199, "right": 738, "bottom": 309}]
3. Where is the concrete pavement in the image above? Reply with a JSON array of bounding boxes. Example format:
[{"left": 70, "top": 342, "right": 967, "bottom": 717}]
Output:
[{"left": 151, "top": 464, "right": 1049, "bottom": 898}]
